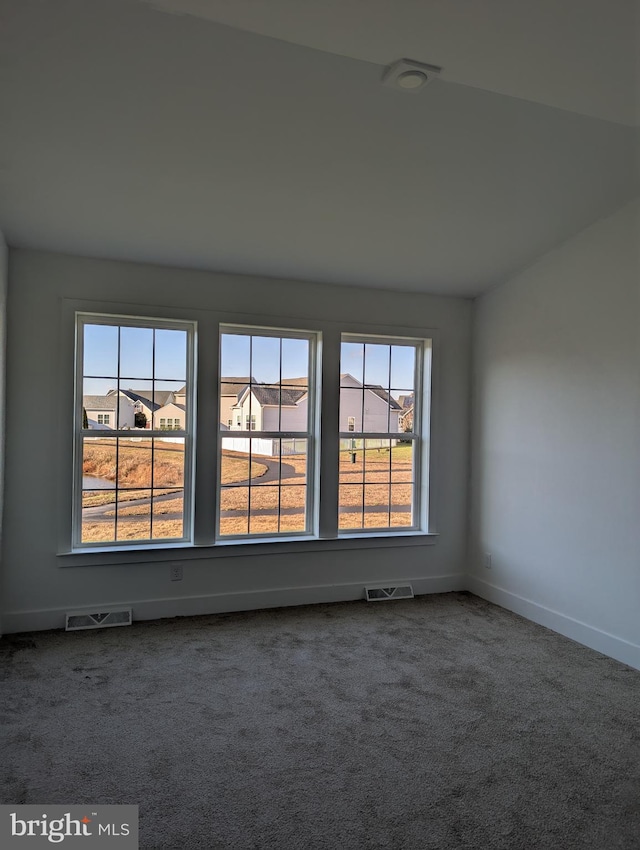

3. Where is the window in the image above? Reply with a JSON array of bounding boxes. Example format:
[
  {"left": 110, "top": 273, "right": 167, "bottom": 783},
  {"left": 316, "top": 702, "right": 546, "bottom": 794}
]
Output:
[
  {"left": 338, "top": 334, "right": 425, "bottom": 532},
  {"left": 72, "top": 313, "right": 432, "bottom": 553},
  {"left": 218, "top": 326, "right": 316, "bottom": 538},
  {"left": 75, "top": 314, "right": 195, "bottom": 548}
]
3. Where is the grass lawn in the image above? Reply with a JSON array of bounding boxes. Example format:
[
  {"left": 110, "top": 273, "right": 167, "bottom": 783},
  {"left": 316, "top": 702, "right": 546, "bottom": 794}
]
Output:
[{"left": 82, "top": 443, "right": 415, "bottom": 541}]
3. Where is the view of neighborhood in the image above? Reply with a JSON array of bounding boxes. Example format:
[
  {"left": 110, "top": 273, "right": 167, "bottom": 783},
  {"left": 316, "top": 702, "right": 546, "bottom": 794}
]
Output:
[{"left": 80, "top": 324, "right": 419, "bottom": 543}]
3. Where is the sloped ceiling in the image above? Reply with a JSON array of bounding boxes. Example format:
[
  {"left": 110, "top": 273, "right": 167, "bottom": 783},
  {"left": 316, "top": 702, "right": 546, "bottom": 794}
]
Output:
[
  {"left": 141, "top": 0, "right": 640, "bottom": 125},
  {"left": 0, "top": 0, "right": 638, "bottom": 296}
]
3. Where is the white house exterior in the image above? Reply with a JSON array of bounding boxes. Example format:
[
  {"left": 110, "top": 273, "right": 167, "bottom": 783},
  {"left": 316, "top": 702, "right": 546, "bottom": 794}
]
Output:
[
  {"left": 220, "top": 375, "right": 401, "bottom": 456},
  {"left": 230, "top": 386, "right": 308, "bottom": 432},
  {"left": 153, "top": 402, "right": 186, "bottom": 430},
  {"left": 338, "top": 374, "right": 402, "bottom": 433},
  {"left": 84, "top": 386, "right": 188, "bottom": 432},
  {"left": 83, "top": 394, "right": 134, "bottom": 430},
  {"left": 220, "top": 377, "right": 252, "bottom": 428}
]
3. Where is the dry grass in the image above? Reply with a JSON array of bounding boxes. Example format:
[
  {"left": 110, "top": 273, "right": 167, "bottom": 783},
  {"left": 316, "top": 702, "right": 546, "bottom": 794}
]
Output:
[
  {"left": 81, "top": 518, "right": 184, "bottom": 543},
  {"left": 105, "top": 496, "right": 184, "bottom": 517},
  {"left": 82, "top": 488, "right": 178, "bottom": 508},
  {"left": 220, "top": 451, "right": 269, "bottom": 484},
  {"left": 82, "top": 445, "right": 413, "bottom": 541}
]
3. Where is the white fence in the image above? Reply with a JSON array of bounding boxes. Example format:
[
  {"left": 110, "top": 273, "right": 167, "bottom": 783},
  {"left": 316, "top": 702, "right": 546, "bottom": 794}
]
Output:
[{"left": 222, "top": 437, "right": 306, "bottom": 457}]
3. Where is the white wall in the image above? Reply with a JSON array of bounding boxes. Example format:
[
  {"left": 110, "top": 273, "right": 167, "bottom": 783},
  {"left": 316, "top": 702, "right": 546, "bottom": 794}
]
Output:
[
  {"left": 2, "top": 249, "right": 471, "bottom": 632},
  {"left": 469, "top": 199, "right": 640, "bottom": 669}
]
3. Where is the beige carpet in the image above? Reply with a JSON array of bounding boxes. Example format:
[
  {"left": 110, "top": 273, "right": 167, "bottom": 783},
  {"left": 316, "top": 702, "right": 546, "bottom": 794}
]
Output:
[{"left": 1, "top": 592, "right": 638, "bottom": 849}]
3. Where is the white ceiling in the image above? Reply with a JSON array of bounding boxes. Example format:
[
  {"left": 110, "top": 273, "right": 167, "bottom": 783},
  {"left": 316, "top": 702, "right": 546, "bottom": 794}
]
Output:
[
  {"left": 0, "top": 0, "right": 638, "bottom": 297},
  {"left": 141, "top": 0, "right": 640, "bottom": 126}
]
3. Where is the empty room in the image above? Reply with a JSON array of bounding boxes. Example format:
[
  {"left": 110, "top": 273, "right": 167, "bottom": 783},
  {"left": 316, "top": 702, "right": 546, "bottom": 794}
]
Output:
[{"left": 1, "top": 1, "right": 639, "bottom": 848}]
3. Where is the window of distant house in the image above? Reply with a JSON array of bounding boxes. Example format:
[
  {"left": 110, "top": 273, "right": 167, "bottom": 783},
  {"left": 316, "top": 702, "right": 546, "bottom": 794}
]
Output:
[
  {"left": 75, "top": 314, "right": 195, "bottom": 548},
  {"left": 338, "top": 334, "right": 427, "bottom": 533},
  {"left": 218, "top": 326, "right": 317, "bottom": 539}
]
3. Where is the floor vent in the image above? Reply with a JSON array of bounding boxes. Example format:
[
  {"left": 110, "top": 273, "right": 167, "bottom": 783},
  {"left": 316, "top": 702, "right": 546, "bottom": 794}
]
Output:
[
  {"left": 365, "top": 584, "right": 414, "bottom": 602},
  {"left": 65, "top": 608, "right": 132, "bottom": 631}
]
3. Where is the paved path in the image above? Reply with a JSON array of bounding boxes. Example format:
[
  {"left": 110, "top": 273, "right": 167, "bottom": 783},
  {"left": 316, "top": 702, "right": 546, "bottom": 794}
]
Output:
[{"left": 83, "top": 456, "right": 304, "bottom": 521}]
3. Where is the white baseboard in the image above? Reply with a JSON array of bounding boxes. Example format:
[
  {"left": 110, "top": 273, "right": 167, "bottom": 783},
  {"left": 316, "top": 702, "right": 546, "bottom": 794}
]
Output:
[
  {"left": 467, "top": 575, "right": 640, "bottom": 671},
  {"left": 0, "top": 573, "right": 467, "bottom": 634}
]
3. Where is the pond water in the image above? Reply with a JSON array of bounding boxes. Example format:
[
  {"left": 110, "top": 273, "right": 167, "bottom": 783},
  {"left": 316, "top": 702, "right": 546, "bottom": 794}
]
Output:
[{"left": 83, "top": 475, "right": 115, "bottom": 490}]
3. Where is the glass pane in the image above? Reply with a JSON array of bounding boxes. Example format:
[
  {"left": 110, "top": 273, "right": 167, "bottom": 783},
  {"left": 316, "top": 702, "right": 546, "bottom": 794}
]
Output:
[
  {"left": 340, "top": 341, "right": 364, "bottom": 385},
  {"left": 153, "top": 438, "right": 184, "bottom": 488},
  {"left": 154, "top": 329, "right": 187, "bottom": 381},
  {"left": 221, "top": 334, "right": 250, "bottom": 379},
  {"left": 220, "top": 438, "right": 269, "bottom": 485},
  {"left": 117, "top": 381, "right": 152, "bottom": 430},
  {"left": 339, "top": 484, "right": 364, "bottom": 529},
  {"left": 391, "top": 442, "right": 414, "bottom": 482},
  {"left": 84, "top": 324, "right": 118, "bottom": 377},
  {"left": 117, "top": 438, "right": 152, "bottom": 489},
  {"left": 392, "top": 391, "right": 413, "bottom": 437},
  {"left": 339, "top": 388, "right": 363, "bottom": 432},
  {"left": 153, "top": 382, "right": 187, "bottom": 430},
  {"left": 281, "top": 337, "right": 309, "bottom": 383},
  {"left": 219, "top": 486, "right": 249, "bottom": 536},
  {"left": 390, "top": 484, "right": 414, "bottom": 526},
  {"left": 83, "top": 437, "right": 117, "bottom": 485},
  {"left": 82, "top": 394, "right": 117, "bottom": 430},
  {"left": 364, "top": 343, "right": 390, "bottom": 388},
  {"left": 278, "top": 387, "right": 309, "bottom": 432},
  {"left": 339, "top": 442, "right": 364, "bottom": 483},
  {"left": 363, "top": 388, "right": 391, "bottom": 433},
  {"left": 81, "top": 491, "right": 116, "bottom": 544},
  {"left": 279, "top": 439, "right": 307, "bottom": 485},
  {"left": 120, "top": 326, "right": 154, "bottom": 380},
  {"left": 116, "top": 490, "right": 151, "bottom": 541},
  {"left": 279, "top": 488, "right": 307, "bottom": 532},
  {"left": 390, "top": 345, "right": 416, "bottom": 390},
  {"left": 364, "top": 483, "right": 390, "bottom": 528},
  {"left": 249, "top": 485, "right": 279, "bottom": 534},
  {"left": 251, "top": 336, "right": 280, "bottom": 384},
  {"left": 250, "top": 440, "right": 308, "bottom": 487},
  {"left": 363, "top": 440, "right": 392, "bottom": 482},
  {"left": 152, "top": 490, "right": 184, "bottom": 540},
  {"left": 220, "top": 382, "right": 247, "bottom": 430},
  {"left": 83, "top": 378, "right": 118, "bottom": 397}
]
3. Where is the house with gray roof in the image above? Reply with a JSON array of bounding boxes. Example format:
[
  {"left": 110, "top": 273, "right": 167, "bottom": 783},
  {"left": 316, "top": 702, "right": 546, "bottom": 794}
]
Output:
[
  {"left": 82, "top": 394, "right": 134, "bottom": 430},
  {"left": 223, "top": 375, "right": 402, "bottom": 456}
]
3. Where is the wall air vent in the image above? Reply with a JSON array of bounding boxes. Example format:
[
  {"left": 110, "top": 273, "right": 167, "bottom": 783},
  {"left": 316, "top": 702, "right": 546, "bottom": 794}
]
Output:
[
  {"left": 365, "top": 585, "right": 414, "bottom": 602},
  {"left": 65, "top": 608, "right": 132, "bottom": 631}
]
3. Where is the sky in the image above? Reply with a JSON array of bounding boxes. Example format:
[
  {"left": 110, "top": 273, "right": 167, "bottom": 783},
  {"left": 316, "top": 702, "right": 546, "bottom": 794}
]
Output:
[{"left": 83, "top": 325, "right": 415, "bottom": 396}]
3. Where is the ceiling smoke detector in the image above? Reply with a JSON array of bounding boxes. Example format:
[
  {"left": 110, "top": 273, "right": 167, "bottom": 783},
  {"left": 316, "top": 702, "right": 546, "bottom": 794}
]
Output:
[{"left": 382, "top": 59, "right": 442, "bottom": 93}]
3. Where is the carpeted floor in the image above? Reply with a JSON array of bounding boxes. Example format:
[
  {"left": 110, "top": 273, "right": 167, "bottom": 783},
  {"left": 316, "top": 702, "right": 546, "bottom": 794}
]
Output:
[{"left": 1, "top": 592, "right": 638, "bottom": 849}]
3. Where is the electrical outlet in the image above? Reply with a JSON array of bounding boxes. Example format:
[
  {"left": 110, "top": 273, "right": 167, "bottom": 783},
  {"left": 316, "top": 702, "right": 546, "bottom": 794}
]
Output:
[
  {"left": 483, "top": 553, "right": 492, "bottom": 570},
  {"left": 170, "top": 563, "right": 183, "bottom": 581}
]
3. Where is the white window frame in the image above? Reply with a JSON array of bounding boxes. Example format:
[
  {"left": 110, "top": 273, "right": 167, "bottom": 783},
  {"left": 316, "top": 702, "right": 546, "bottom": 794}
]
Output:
[
  {"left": 62, "top": 305, "right": 435, "bottom": 563},
  {"left": 338, "top": 333, "right": 429, "bottom": 536},
  {"left": 97, "top": 413, "right": 110, "bottom": 426},
  {"left": 217, "top": 324, "right": 319, "bottom": 541},
  {"left": 73, "top": 312, "right": 197, "bottom": 551}
]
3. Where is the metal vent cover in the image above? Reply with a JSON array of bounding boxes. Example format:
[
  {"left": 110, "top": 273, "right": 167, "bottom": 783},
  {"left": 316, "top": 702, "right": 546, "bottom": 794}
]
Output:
[
  {"left": 365, "top": 584, "right": 414, "bottom": 602},
  {"left": 66, "top": 608, "right": 132, "bottom": 631}
]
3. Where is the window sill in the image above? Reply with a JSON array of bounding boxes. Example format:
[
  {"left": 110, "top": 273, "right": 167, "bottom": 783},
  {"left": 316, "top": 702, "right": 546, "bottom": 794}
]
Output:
[{"left": 57, "top": 531, "right": 438, "bottom": 567}]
